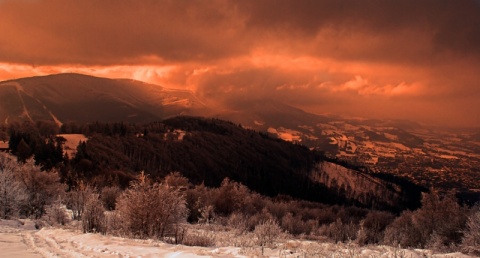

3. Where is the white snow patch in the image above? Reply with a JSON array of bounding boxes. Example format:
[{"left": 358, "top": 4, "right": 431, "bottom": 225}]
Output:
[
  {"left": 57, "top": 134, "right": 88, "bottom": 157},
  {"left": 0, "top": 220, "right": 476, "bottom": 258},
  {"left": 253, "top": 120, "right": 265, "bottom": 126}
]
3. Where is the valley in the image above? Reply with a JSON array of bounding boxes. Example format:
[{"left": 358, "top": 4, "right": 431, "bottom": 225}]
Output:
[
  {"left": 0, "top": 74, "right": 479, "bottom": 256},
  {"left": 266, "top": 120, "right": 480, "bottom": 193},
  {"left": 0, "top": 73, "right": 478, "bottom": 196}
]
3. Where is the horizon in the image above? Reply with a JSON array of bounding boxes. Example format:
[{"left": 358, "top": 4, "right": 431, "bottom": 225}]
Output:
[{"left": 1, "top": 1, "right": 479, "bottom": 127}]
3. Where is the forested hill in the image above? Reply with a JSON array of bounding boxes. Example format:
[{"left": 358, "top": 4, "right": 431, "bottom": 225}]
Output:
[
  {"left": 71, "top": 117, "right": 328, "bottom": 202},
  {"left": 55, "top": 116, "right": 419, "bottom": 211}
]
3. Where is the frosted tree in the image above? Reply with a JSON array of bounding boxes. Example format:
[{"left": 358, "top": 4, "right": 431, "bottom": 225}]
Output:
[
  {"left": 17, "top": 158, "right": 65, "bottom": 218},
  {"left": 82, "top": 193, "right": 106, "bottom": 234},
  {"left": 462, "top": 211, "right": 480, "bottom": 255},
  {"left": 116, "top": 172, "right": 188, "bottom": 239},
  {"left": 65, "top": 182, "right": 96, "bottom": 220},
  {"left": 0, "top": 153, "right": 26, "bottom": 219},
  {"left": 254, "top": 219, "right": 282, "bottom": 255}
]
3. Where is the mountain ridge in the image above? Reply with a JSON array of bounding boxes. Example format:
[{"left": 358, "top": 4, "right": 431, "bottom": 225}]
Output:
[
  {"left": 0, "top": 73, "right": 207, "bottom": 124},
  {"left": 2, "top": 73, "right": 479, "bottom": 196}
]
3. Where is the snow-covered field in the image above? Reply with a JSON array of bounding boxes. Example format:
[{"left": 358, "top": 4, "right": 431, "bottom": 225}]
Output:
[
  {"left": 57, "top": 134, "right": 88, "bottom": 157},
  {"left": 0, "top": 219, "right": 474, "bottom": 258}
]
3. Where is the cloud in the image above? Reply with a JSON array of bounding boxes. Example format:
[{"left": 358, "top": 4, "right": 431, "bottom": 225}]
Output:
[
  {"left": 0, "top": 0, "right": 251, "bottom": 65},
  {"left": 0, "top": 0, "right": 479, "bottom": 127},
  {"left": 1, "top": 0, "right": 479, "bottom": 66}
]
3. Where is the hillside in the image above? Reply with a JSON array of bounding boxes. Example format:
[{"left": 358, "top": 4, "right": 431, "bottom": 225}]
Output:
[
  {"left": 1, "top": 73, "right": 476, "bottom": 196},
  {"left": 59, "top": 116, "right": 421, "bottom": 211},
  {"left": 0, "top": 73, "right": 207, "bottom": 124}
]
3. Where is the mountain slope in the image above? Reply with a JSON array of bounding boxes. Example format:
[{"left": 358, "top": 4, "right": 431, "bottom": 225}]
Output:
[
  {"left": 2, "top": 73, "right": 476, "bottom": 194},
  {"left": 0, "top": 73, "right": 207, "bottom": 124},
  {"left": 61, "top": 116, "right": 420, "bottom": 210}
]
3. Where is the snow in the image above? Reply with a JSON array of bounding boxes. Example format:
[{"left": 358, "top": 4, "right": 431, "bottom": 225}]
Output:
[
  {"left": 0, "top": 140, "right": 8, "bottom": 149},
  {"left": 253, "top": 120, "right": 265, "bottom": 126},
  {"left": 57, "top": 134, "right": 88, "bottom": 157},
  {"left": 6, "top": 81, "right": 34, "bottom": 122},
  {"left": 439, "top": 154, "right": 459, "bottom": 160},
  {"left": 267, "top": 127, "right": 302, "bottom": 142},
  {"left": 0, "top": 220, "right": 476, "bottom": 258},
  {"left": 383, "top": 132, "right": 398, "bottom": 141}
]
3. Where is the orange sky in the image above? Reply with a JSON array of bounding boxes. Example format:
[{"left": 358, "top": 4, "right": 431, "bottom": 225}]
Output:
[{"left": 0, "top": 0, "right": 479, "bottom": 127}]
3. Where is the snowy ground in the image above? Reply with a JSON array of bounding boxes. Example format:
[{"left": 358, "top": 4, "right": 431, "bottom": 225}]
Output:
[{"left": 0, "top": 220, "right": 474, "bottom": 258}]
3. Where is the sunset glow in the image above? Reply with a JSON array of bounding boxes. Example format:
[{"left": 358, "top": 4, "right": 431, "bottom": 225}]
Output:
[{"left": 1, "top": 0, "right": 479, "bottom": 127}]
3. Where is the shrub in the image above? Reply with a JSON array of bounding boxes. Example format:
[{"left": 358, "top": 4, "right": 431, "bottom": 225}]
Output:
[
  {"left": 414, "top": 191, "right": 467, "bottom": 248},
  {"left": 65, "top": 183, "right": 95, "bottom": 220},
  {"left": 116, "top": 172, "right": 188, "bottom": 239},
  {"left": 462, "top": 211, "right": 480, "bottom": 255},
  {"left": 181, "top": 230, "right": 216, "bottom": 247},
  {"left": 17, "top": 159, "right": 65, "bottom": 218},
  {"left": 319, "top": 218, "right": 358, "bottom": 243},
  {"left": 254, "top": 219, "right": 282, "bottom": 255},
  {"left": 383, "top": 211, "right": 421, "bottom": 248},
  {"left": 0, "top": 153, "right": 26, "bottom": 219},
  {"left": 356, "top": 211, "right": 395, "bottom": 245},
  {"left": 44, "top": 199, "right": 70, "bottom": 226},
  {"left": 227, "top": 212, "right": 248, "bottom": 234},
  {"left": 100, "top": 186, "right": 121, "bottom": 211},
  {"left": 81, "top": 193, "right": 106, "bottom": 234}
]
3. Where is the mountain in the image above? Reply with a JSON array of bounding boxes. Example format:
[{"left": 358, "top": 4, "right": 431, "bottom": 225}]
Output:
[
  {"left": 0, "top": 73, "right": 207, "bottom": 124},
  {"left": 1, "top": 73, "right": 478, "bottom": 196},
  {"left": 53, "top": 116, "right": 420, "bottom": 210}
]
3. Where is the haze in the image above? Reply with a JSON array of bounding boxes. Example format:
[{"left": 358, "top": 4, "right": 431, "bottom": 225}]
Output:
[{"left": 0, "top": 0, "right": 479, "bottom": 128}]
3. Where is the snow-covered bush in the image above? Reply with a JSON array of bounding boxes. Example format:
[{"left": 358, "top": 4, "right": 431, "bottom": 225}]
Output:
[
  {"left": 44, "top": 199, "right": 71, "bottom": 226},
  {"left": 254, "top": 218, "right": 282, "bottom": 254},
  {"left": 181, "top": 229, "right": 216, "bottom": 247},
  {"left": 100, "top": 186, "right": 121, "bottom": 211},
  {"left": 462, "top": 211, "right": 480, "bottom": 255},
  {"left": 82, "top": 193, "right": 106, "bottom": 234},
  {"left": 116, "top": 172, "right": 188, "bottom": 239},
  {"left": 17, "top": 159, "right": 65, "bottom": 218},
  {"left": 0, "top": 153, "right": 26, "bottom": 219}
]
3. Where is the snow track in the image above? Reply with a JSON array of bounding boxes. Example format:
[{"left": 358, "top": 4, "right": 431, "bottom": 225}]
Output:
[
  {"left": 0, "top": 220, "right": 475, "bottom": 258},
  {"left": 23, "top": 230, "right": 90, "bottom": 258},
  {"left": 22, "top": 227, "right": 213, "bottom": 258}
]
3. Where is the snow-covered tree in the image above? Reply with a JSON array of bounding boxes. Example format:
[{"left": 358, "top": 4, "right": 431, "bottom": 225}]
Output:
[
  {"left": 0, "top": 153, "right": 26, "bottom": 219},
  {"left": 462, "top": 211, "right": 480, "bottom": 255},
  {"left": 116, "top": 172, "right": 188, "bottom": 239},
  {"left": 254, "top": 219, "right": 282, "bottom": 255},
  {"left": 82, "top": 193, "right": 106, "bottom": 234},
  {"left": 17, "top": 158, "right": 65, "bottom": 218}
]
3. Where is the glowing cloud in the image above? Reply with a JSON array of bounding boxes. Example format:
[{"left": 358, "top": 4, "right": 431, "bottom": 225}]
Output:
[{"left": 0, "top": 0, "right": 479, "bottom": 127}]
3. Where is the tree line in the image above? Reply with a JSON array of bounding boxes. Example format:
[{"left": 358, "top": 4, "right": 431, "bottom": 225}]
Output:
[{"left": 1, "top": 154, "right": 479, "bottom": 255}]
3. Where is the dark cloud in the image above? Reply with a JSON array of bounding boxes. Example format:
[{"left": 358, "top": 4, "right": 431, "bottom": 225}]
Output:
[
  {"left": 1, "top": 0, "right": 480, "bottom": 64},
  {"left": 0, "top": 0, "right": 479, "bottom": 127},
  {"left": 0, "top": 0, "right": 250, "bottom": 65}
]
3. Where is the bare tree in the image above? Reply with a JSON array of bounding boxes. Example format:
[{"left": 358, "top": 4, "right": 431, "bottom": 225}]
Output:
[
  {"left": 65, "top": 182, "right": 95, "bottom": 220},
  {"left": 116, "top": 172, "right": 188, "bottom": 239},
  {"left": 100, "top": 186, "right": 121, "bottom": 211},
  {"left": 462, "top": 211, "right": 480, "bottom": 255},
  {"left": 82, "top": 193, "right": 106, "bottom": 234},
  {"left": 356, "top": 211, "right": 394, "bottom": 245},
  {"left": 384, "top": 210, "right": 422, "bottom": 248},
  {"left": 17, "top": 158, "right": 65, "bottom": 218},
  {"left": 414, "top": 190, "right": 467, "bottom": 249},
  {"left": 254, "top": 219, "right": 282, "bottom": 255},
  {"left": 0, "top": 153, "right": 26, "bottom": 219},
  {"left": 384, "top": 190, "right": 467, "bottom": 249},
  {"left": 44, "top": 198, "right": 70, "bottom": 226}
]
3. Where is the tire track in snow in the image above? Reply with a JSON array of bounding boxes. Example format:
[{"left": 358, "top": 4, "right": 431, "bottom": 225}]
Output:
[{"left": 23, "top": 230, "right": 90, "bottom": 258}]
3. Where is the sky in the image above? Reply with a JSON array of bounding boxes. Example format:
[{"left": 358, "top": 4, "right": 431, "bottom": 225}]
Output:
[{"left": 0, "top": 0, "right": 479, "bottom": 127}]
